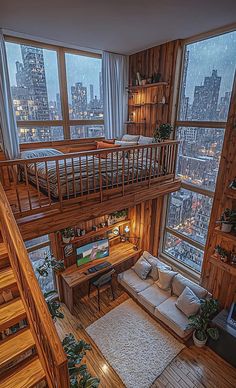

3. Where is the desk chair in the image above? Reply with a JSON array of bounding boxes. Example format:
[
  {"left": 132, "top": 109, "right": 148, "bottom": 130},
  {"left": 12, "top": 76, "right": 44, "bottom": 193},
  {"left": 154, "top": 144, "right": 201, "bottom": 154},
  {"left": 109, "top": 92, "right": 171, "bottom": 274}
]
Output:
[{"left": 88, "top": 268, "right": 115, "bottom": 311}]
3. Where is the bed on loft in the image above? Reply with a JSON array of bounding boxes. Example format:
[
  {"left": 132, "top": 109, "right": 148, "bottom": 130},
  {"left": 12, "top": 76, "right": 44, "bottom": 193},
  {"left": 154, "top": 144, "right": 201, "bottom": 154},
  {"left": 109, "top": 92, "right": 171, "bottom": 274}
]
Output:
[{"left": 0, "top": 136, "right": 179, "bottom": 216}]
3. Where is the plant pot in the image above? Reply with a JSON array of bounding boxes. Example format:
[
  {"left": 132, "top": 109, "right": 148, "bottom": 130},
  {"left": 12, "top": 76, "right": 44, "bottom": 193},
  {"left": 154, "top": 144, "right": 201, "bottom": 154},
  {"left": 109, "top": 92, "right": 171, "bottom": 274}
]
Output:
[
  {"left": 221, "top": 223, "right": 233, "bottom": 233},
  {"left": 193, "top": 331, "right": 207, "bottom": 348},
  {"left": 62, "top": 237, "right": 71, "bottom": 244}
]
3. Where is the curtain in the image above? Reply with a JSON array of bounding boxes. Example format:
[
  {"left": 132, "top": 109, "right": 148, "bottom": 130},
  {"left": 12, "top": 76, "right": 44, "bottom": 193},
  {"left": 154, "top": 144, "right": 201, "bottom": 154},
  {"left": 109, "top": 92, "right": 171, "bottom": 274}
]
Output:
[
  {"left": 0, "top": 30, "right": 20, "bottom": 159},
  {"left": 102, "top": 51, "right": 128, "bottom": 139}
]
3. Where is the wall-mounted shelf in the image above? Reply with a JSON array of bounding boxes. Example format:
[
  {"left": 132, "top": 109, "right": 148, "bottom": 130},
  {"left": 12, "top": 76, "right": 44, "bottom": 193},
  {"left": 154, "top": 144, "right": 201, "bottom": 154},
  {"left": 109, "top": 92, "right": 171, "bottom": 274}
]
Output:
[
  {"left": 125, "top": 121, "right": 146, "bottom": 125},
  {"left": 209, "top": 254, "right": 236, "bottom": 276},
  {"left": 225, "top": 189, "right": 236, "bottom": 200},
  {"left": 129, "top": 102, "right": 168, "bottom": 107},
  {"left": 61, "top": 219, "right": 130, "bottom": 247},
  {"left": 214, "top": 226, "right": 236, "bottom": 243},
  {"left": 127, "top": 82, "right": 169, "bottom": 92}
]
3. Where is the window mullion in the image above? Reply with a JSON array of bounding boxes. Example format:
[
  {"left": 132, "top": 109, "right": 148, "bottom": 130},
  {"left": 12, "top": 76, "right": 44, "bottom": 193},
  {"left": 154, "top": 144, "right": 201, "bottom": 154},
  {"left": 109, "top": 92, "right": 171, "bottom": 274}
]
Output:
[
  {"left": 58, "top": 47, "right": 70, "bottom": 139},
  {"left": 165, "top": 226, "right": 205, "bottom": 251}
]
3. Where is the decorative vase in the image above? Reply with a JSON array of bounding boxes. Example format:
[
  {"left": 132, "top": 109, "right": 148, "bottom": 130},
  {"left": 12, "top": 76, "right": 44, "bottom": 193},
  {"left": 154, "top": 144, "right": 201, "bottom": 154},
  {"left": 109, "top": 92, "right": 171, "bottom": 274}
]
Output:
[
  {"left": 62, "top": 236, "right": 71, "bottom": 244},
  {"left": 221, "top": 223, "right": 233, "bottom": 233},
  {"left": 193, "top": 331, "right": 207, "bottom": 348}
]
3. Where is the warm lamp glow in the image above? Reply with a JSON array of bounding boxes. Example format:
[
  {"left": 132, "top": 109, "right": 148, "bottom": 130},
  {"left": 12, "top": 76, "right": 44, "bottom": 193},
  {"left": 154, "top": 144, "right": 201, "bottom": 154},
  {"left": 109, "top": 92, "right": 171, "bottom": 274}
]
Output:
[{"left": 124, "top": 225, "right": 130, "bottom": 233}]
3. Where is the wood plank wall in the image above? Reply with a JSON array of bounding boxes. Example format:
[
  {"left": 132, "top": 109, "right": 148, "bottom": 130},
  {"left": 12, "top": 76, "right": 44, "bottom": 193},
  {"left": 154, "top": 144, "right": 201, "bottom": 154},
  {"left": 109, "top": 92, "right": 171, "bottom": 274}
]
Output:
[
  {"left": 129, "top": 198, "right": 164, "bottom": 255},
  {"left": 201, "top": 75, "right": 236, "bottom": 309},
  {"left": 128, "top": 40, "right": 181, "bottom": 137}
]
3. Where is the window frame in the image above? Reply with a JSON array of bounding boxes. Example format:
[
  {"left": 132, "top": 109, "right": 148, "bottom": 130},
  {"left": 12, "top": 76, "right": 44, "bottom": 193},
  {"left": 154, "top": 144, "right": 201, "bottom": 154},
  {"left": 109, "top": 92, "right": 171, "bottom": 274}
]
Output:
[
  {"left": 160, "top": 29, "right": 236, "bottom": 276},
  {"left": 5, "top": 35, "right": 104, "bottom": 142}
]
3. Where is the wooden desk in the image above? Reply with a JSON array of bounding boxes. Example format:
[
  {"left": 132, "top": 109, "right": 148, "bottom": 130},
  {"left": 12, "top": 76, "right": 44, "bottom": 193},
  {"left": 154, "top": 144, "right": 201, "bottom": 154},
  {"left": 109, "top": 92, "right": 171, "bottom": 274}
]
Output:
[{"left": 57, "top": 242, "right": 141, "bottom": 313}]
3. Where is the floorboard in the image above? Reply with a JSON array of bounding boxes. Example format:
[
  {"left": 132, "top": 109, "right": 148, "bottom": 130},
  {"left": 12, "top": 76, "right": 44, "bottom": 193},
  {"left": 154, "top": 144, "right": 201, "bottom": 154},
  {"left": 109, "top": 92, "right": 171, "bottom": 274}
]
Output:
[{"left": 55, "top": 282, "right": 236, "bottom": 388}]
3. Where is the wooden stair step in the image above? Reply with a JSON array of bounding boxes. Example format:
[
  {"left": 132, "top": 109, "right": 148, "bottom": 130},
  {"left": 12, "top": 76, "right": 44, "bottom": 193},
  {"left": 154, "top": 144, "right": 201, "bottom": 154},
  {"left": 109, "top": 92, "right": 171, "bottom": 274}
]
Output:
[
  {"left": 0, "top": 243, "right": 8, "bottom": 259},
  {"left": 0, "top": 329, "right": 35, "bottom": 369},
  {"left": 0, "top": 267, "right": 16, "bottom": 292},
  {"left": 0, "top": 299, "right": 26, "bottom": 331},
  {"left": 0, "top": 243, "right": 9, "bottom": 269},
  {"left": 0, "top": 357, "right": 46, "bottom": 388}
]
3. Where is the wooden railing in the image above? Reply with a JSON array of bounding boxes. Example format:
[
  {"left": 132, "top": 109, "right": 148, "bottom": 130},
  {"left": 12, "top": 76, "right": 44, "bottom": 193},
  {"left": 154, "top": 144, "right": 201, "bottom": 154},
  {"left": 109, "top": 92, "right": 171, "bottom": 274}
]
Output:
[
  {"left": 0, "top": 140, "right": 179, "bottom": 218},
  {"left": 0, "top": 183, "right": 69, "bottom": 388}
]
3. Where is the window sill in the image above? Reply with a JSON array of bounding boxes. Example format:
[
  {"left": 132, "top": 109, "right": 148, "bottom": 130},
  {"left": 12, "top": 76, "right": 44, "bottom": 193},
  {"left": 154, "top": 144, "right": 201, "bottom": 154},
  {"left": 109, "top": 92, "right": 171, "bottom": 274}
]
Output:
[{"left": 159, "top": 252, "right": 201, "bottom": 283}]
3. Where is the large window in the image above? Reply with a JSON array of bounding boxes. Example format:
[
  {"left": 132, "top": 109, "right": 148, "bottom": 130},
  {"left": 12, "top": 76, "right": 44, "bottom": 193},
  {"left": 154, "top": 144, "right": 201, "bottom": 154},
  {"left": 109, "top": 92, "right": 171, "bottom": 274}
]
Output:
[
  {"left": 162, "top": 30, "right": 236, "bottom": 274},
  {"left": 5, "top": 38, "right": 104, "bottom": 143}
]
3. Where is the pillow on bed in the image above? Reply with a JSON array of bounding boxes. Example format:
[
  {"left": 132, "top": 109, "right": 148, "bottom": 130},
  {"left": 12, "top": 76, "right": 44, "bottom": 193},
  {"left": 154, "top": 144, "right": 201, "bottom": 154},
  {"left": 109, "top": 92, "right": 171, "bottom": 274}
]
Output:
[
  {"left": 21, "top": 148, "right": 63, "bottom": 159},
  {"left": 96, "top": 141, "right": 121, "bottom": 158},
  {"left": 115, "top": 140, "right": 137, "bottom": 147},
  {"left": 121, "top": 134, "right": 139, "bottom": 143},
  {"left": 138, "top": 135, "right": 154, "bottom": 145}
]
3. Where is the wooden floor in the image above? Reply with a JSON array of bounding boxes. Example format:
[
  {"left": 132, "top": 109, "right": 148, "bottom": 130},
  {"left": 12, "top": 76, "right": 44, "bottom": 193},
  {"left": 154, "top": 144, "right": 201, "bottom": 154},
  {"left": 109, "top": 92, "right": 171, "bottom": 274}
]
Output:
[{"left": 55, "top": 283, "right": 236, "bottom": 388}]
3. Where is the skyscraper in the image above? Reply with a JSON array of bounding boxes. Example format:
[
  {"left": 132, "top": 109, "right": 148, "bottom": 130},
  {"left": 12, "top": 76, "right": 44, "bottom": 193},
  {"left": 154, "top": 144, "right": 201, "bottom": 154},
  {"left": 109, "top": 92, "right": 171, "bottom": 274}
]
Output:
[
  {"left": 90, "top": 84, "right": 94, "bottom": 102},
  {"left": 71, "top": 82, "right": 87, "bottom": 119},
  {"left": 191, "top": 70, "right": 221, "bottom": 120},
  {"left": 99, "top": 71, "right": 103, "bottom": 106}
]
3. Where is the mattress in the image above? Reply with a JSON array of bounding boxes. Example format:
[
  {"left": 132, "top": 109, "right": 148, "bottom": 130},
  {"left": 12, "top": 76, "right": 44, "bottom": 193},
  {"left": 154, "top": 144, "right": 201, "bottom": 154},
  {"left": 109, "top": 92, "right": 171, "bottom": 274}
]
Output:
[{"left": 23, "top": 152, "right": 159, "bottom": 199}]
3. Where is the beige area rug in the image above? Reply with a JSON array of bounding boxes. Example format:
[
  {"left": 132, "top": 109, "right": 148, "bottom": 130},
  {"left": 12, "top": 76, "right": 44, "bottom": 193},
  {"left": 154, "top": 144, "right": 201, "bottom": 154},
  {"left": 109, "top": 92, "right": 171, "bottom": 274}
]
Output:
[{"left": 86, "top": 299, "right": 185, "bottom": 388}]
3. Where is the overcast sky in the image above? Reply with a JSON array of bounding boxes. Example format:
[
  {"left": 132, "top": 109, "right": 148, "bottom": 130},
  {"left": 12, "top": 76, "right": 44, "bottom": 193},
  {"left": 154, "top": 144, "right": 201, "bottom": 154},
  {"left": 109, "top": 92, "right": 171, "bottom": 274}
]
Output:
[
  {"left": 185, "top": 30, "right": 236, "bottom": 103},
  {"left": 6, "top": 42, "right": 101, "bottom": 103},
  {"left": 6, "top": 30, "right": 236, "bottom": 106}
]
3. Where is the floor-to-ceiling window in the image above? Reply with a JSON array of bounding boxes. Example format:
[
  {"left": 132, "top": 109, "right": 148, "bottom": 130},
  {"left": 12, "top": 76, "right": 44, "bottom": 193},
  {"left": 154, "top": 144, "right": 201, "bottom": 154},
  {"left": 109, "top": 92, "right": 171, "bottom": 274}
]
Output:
[
  {"left": 162, "top": 30, "right": 236, "bottom": 274},
  {"left": 5, "top": 37, "right": 104, "bottom": 143}
]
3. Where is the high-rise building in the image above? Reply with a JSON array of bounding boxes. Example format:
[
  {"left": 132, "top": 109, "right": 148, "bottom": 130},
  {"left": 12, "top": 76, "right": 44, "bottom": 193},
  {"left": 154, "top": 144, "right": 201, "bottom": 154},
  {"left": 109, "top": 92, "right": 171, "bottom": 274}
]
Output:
[
  {"left": 191, "top": 70, "right": 221, "bottom": 120},
  {"left": 90, "top": 84, "right": 94, "bottom": 102},
  {"left": 99, "top": 71, "right": 103, "bottom": 105},
  {"left": 21, "top": 45, "right": 50, "bottom": 120},
  {"left": 71, "top": 82, "right": 87, "bottom": 119}
]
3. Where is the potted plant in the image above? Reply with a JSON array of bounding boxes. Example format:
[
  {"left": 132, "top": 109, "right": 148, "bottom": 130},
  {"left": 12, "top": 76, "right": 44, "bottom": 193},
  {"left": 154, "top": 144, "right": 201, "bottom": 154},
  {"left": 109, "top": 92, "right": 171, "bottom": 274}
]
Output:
[
  {"left": 214, "top": 245, "right": 229, "bottom": 263},
  {"left": 108, "top": 209, "right": 128, "bottom": 225},
  {"left": 61, "top": 227, "right": 74, "bottom": 243},
  {"left": 188, "top": 298, "right": 219, "bottom": 348},
  {"left": 153, "top": 123, "right": 173, "bottom": 142},
  {"left": 217, "top": 208, "right": 236, "bottom": 233}
]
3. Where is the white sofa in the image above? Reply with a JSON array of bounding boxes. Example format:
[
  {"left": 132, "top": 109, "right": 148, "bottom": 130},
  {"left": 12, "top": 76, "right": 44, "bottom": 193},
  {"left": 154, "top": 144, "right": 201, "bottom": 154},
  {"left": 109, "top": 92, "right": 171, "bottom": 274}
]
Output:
[{"left": 118, "top": 252, "right": 210, "bottom": 339}]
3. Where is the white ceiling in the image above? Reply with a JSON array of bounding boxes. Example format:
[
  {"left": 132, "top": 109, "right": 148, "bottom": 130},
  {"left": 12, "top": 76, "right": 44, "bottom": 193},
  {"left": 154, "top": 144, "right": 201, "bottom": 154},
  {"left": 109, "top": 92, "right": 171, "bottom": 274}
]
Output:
[{"left": 1, "top": 0, "right": 236, "bottom": 54}]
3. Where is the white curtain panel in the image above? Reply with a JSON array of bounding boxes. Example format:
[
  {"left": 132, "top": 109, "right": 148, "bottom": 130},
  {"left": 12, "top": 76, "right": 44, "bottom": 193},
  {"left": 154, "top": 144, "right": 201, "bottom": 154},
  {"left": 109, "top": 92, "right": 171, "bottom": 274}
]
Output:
[
  {"left": 0, "top": 30, "right": 20, "bottom": 159},
  {"left": 102, "top": 51, "right": 128, "bottom": 139}
]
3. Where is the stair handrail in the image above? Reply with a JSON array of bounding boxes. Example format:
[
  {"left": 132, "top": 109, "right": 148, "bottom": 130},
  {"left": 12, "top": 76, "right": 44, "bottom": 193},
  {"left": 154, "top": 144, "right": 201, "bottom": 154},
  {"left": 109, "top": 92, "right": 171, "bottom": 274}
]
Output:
[{"left": 0, "top": 182, "right": 69, "bottom": 388}]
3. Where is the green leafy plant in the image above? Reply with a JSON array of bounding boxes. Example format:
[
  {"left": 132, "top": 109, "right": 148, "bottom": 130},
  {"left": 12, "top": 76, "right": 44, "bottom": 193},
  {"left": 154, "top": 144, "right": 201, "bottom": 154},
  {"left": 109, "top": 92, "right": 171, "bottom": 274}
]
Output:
[
  {"left": 218, "top": 208, "right": 236, "bottom": 225},
  {"left": 153, "top": 123, "right": 173, "bottom": 142},
  {"left": 61, "top": 227, "right": 75, "bottom": 239},
  {"left": 215, "top": 245, "right": 229, "bottom": 259},
  {"left": 44, "top": 290, "right": 64, "bottom": 320},
  {"left": 111, "top": 209, "right": 128, "bottom": 219},
  {"left": 188, "top": 298, "right": 219, "bottom": 341},
  {"left": 36, "top": 253, "right": 65, "bottom": 278},
  {"left": 62, "top": 334, "right": 100, "bottom": 388}
]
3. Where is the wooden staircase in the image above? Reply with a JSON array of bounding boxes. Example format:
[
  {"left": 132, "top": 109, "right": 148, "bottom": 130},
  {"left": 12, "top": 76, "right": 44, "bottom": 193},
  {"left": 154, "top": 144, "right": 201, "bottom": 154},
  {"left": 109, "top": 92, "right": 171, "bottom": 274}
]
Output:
[
  {"left": 0, "top": 182, "right": 69, "bottom": 388},
  {"left": 0, "top": 241, "right": 46, "bottom": 388}
]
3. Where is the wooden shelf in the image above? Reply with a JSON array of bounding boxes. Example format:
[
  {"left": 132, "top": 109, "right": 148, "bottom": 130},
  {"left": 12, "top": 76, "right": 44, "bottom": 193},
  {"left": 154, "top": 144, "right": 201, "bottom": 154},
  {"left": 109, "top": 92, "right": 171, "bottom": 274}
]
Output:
[
  {"left": 225, "top": 189, "right": 236, "bottom": 200},
  {"left": 127, "top": 82, "right": 168, "bottom": 91},
  {"left": 61, "top": 219, "right": 130, "bottom": 247},
  {"left": 125, "top": 121, "right": 146, "bottom": 125},
  {"left": 209, "top": 254, "right": 236, "bottom": 276},
  {"left": 129, "top": 102, "right": 168, "bottom": 107},
  {"left": 214, "top": 226, "right": 236, "bottom": 243}
]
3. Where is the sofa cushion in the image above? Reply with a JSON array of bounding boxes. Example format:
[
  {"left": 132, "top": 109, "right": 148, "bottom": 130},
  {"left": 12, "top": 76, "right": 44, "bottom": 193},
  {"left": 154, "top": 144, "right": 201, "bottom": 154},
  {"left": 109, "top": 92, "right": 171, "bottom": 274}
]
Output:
[
  {"left": 155, "top": 296, "right": 193, "bottom": 339},
  {"left": 172, "top": 274, "right": 208, "bottom": 299},
  {"left": 176, "top": 286, "right": 200, "bottom": 317},
  {"left": 117, "top": 269, "right": 154, "bottom": 298},
  {"left": 138, "top": 284, "right": 171, "bottom": 315},
  {"left": 133, "top": 257, "right": 151, "bottom": 280},
  {"left": 143, "top": 251, "right": 171, "bottom": 281},
  {"left": 156, "top": 268, "right": 178, "bottom": 291}
]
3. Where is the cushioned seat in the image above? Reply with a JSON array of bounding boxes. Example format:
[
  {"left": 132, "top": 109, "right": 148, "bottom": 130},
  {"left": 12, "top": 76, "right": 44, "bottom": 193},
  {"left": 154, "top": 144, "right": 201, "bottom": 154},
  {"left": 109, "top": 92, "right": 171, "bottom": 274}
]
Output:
[
  {"left": 118, "top": 269, "right": 154, "bottom": 298},
  {"left": 154, "top": 296, "right": 192, "bottom": 339},
  {"left": 137, "top": 285, "right": 171, "bottom": 314}
]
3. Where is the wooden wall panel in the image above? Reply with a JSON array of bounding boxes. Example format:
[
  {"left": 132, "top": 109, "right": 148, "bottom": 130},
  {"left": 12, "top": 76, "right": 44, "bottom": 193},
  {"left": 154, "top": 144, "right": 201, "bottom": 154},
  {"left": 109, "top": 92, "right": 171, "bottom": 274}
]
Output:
[
  {"left": 202, "top": 75, "right": 236, "bottom": 308},
  {"left": 129, "top": 198, "right": 163, "bottom": 254},
  {"left": 128, "top": 40, "right": 181, "bottom": 137}
]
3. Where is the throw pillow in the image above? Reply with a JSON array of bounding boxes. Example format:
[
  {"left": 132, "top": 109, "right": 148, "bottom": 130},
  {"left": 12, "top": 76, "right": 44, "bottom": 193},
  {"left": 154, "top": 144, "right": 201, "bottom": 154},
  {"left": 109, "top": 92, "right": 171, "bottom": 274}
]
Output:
[
  {"left": 156, "top": 268, "right": 177, "bottom": 291},
  {"left": 96, "top": 141, "right": 121, "bottom": 158},
  {"left": 143, "top": 251, "right": 171, "bottom": 281},
  {"left": 121, "top": 134, "right": 140, "bottom": 143},
  {"left": 176, "top": 286, "right": 200, "bottom": 317},
  {"left": 133, "top": 257, "right": 151, "bottom": 280}
]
